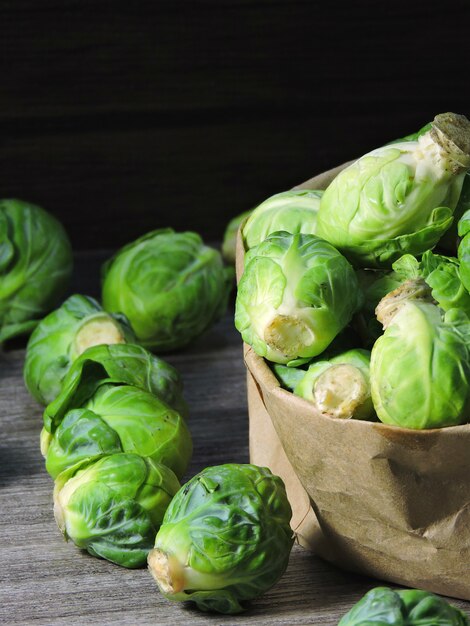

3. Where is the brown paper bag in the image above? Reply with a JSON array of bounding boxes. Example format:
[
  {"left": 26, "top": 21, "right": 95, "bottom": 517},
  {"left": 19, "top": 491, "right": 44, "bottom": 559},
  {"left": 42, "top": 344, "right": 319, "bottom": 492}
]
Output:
[{"left": 236, "top": 164, "right": 470, "bottom": 600}]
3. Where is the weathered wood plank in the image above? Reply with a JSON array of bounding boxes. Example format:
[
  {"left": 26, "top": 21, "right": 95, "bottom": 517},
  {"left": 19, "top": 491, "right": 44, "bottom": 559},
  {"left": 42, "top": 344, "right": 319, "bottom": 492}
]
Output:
[{"left": 1, "top": 253, "right": 469, "bottom": 624}]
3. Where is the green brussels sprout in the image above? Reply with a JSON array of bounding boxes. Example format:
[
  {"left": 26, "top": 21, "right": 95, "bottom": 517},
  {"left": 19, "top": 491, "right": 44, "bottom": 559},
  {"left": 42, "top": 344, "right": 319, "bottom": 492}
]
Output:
[
  {"left": 43, "top": 342, "right": 187, "bottom": 435},
  {"left": 393, "top": 251, "right": 470, "bottom": 316},
  {"left": 317, "top": 113, "right": 470, "bottom": 267},
  {"left": 242, "top": 189, "right": 323, "bottom": 251},
  {"left": 235, "top": 231, "right": 362, "bottom": 364},
  {"left": 338, "top": 586, "right": 469, "bottom": 625},
  {"left": 23, "top": 295, "right": 136, "bottom": 405},
  {"left": 357, "top": 250, "right": 470, "bottom": 347},
  {"left": 277, "top": 349, "right": 373, "bottom": 420},
  {"left": 458, "top": 208, "right": 470, "bottom": 292},
  {"left": 221, "top": 210, "right": 252, "bottom": 264},
  {"left": 398, "top": 589, "right": 469, "bottom": 626},
  {"left": 370, "top": 298, "right": 470, "bottom": 429},
  {"left": 390, "top": 121, "right": 470, "bottom": 251},
  {"left": 148, "top": 464, "right": 293, "bottom": 615},
  {"left": 0, "top": 199, "right": 73, "bottom": 343},
  {"left": 45, "top": 383, "right": 192, "bottom": 479},
  {"left": 102, "top": 229, "right": 232, "bottom": 351},
  {"left": 54, "top": 453, "right": 180, "bottom": 568},
  {"left": 271, "top": 362, "right": 307, "bottom": 391}
]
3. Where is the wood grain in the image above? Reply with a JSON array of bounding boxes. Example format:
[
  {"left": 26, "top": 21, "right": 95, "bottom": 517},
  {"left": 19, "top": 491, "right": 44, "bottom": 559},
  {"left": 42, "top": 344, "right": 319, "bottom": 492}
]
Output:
[{"left": 1, "top": 252, "right": 469, "bottom": 624}]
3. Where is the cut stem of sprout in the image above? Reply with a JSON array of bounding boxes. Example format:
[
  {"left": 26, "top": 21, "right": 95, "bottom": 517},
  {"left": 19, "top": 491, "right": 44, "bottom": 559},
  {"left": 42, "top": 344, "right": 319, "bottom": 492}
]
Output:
[{"left": 264, "top": 314, "right": 314, "bottom": 359}]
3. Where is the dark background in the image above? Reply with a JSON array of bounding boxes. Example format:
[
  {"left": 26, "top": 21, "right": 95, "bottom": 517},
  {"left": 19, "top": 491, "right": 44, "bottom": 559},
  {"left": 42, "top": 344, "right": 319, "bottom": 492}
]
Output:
[{"left": 2, "top": 0, "right": 470, "bottom": 251}]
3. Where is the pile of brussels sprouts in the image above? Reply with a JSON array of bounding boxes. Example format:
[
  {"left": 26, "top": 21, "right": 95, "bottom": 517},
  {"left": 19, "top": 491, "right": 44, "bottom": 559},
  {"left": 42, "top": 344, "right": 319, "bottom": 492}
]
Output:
[
  {"left": 1, "top": 199, "right": 295, "bottom": 614},
  {"left": 234, "top": 112, "right": 470, "bottom": 430}
]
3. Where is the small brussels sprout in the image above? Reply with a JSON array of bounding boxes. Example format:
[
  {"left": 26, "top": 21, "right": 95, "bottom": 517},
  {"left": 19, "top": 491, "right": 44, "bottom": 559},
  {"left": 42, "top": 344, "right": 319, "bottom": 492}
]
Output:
[
  {"left": 221, "top": 210, "right": 252, "bottom": 264},
  {"left": 0, "top": 199, "right": 73, "bottom": 343},
  {"left": 43, "top": 343, "right": 187, "bottom": 435},
  {"left": 242, "top": 189, "right": 323, "bottom": 251},
  {"left": 338, "top": 586, "right": 469, "bottom": 626},
  {"left": 371, "top": 299, "right": 470, "bottom": 428},
  {"left": 235, "top": 231, "right": 362, "bottom": 364},
  {"left": 54, "top": 453, "right": 180, "bottom": 568},
  {"left": 271, "top": 362, "right": 307, "bottom": 391},
  {"left": 102, "top": 229, "right": 232, "bottom": 351},
  {"left": 45, "top": 383, "right": 192, "bottom": 479},
  {"left": 23, "top": 295, "right": 135, "bottom": 405},
  {"left": 317, "top": 113, "right": 470, "bottom": 267},
  {"left": 148, "top": 464, "right": 294, "bottom": 614},
  {"left": 286, "top": 349, "right": 373, "bottom": 420}
]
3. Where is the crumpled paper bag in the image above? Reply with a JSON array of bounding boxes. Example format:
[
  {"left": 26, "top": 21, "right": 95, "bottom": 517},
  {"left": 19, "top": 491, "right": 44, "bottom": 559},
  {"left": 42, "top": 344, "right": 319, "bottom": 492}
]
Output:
[{"left": 236, "top": 164, "right": 470, "bottom": 601}]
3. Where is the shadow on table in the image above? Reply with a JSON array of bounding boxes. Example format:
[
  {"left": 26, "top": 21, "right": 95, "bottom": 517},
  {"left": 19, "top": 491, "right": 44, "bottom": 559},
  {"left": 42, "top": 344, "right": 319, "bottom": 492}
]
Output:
[{"left": 0, "top": 442, "right": 43, "bottom": 487}]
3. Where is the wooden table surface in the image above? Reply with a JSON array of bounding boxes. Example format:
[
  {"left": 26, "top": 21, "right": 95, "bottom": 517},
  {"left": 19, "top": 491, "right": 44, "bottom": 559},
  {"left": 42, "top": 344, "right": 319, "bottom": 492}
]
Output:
[{"left": 1, "top": 252, "right": 469, "bottom": 626}]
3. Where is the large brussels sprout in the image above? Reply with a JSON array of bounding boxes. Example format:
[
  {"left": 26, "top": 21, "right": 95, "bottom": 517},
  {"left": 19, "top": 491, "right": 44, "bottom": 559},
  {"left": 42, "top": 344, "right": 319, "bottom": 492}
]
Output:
[
  {"left": 370, "top": 299, "right": 470, "bottom": 429},
  {"left": 0, "top": 199, "right": 73, "bottom": 343},
  {"left": 338, "top": 586, "right": 469, "bottom": 625},
  {"left": 242, "top": 189, "right": 323, "bottom": 251},
  {"left": 274, "top": 349, "right": 373, "bottom": 420},
  {"left": 148, "top": 464, "right": 293, "bottom": 614},
  {"left": 102, "top": 229, "right": 232, "bottom": 351},
  {"left": 43, "top": 342, "right": 187, "bottom": 434},
  {"left": 45, "top": 383, "right": 192, "bottom": 479},
  {"left": 317, "top": 113, "right": 470, "bottom": 267},
  {"left": 54, "top": 453, "right": 180, "bottom": 568},
  {"left": 23, "top": 295, "right": 135, "bottom": 405},
  {"left": 235, "top": 231, "right": 362, "bottom": 364},
  {"left": 221, "top": 210, "right": 252, "bottom": 264},
  {"left": 390, "top": 120, "right": 470, "bottom": 252}
]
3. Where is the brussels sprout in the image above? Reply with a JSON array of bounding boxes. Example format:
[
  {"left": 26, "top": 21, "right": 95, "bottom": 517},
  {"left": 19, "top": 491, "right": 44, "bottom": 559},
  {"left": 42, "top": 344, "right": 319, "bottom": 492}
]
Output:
[
  {"left": 235, "top": 231, "right": 362, "bottom": 364},
  {"left": 293, "top": 349, "right": 373, "bottom": 420},
  {"left": 23, "top": 295, "right": 136, "bottom": 405},
  {"left": 273, "top": 349, "right": 373, "bottom": 420},
  {"left": 338, "top": 586, "right": 469, "bottom": 625},
  {"left": 45, "top": 383, "right": 192, "bottom": 479},
  {"left": 317, "top": 113, "right": 470, "bottom": 267},
  {"left": 102, "top": 229, "right": 232, "bottom": 351},
  {"left": 148, "top": 464, "right": 293, "bottom": 614},
  {"left": 0, "top": 199, "right": 73, "bottom": 343},
  {"left": 458, "top": 208, "right": 470, "bottom": 292},
  {"left": 221, "top": 210, "right": 252, "bottom": 264},
  {"left": 398, "top": 589, "right": 469, "bottom": 626},
  {"left": 43, "top": 343, "right": 187, "bottom": 434},
  {"left": 242, "top": 189, "right": 323, "bottom": 251},
  {"left": 391, "top": 121, "right": 470, "bottom": 252},
  {"left": 393, "top": 251, "right": 470, "bottom": 316},
  {"left": 371, "top": 299, "right": 470, "bottom": 428},
  {"left": 271, "top": 362, "right": 307, "bottom": 391},
  {"left": 54, "top": 453, "right": 180, "bottom": 568}
]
